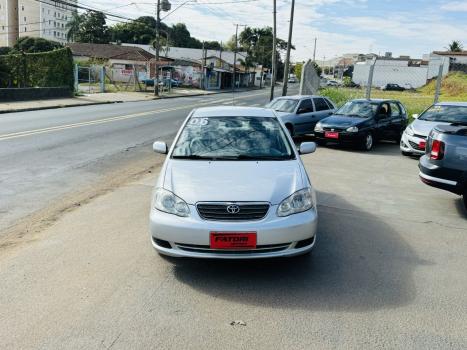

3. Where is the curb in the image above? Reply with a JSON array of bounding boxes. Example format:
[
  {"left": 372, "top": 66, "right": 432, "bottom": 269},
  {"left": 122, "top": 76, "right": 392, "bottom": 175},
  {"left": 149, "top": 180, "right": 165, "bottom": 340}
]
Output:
[{"left": 0, "top": 88, "right": 265, "bottom": 114}]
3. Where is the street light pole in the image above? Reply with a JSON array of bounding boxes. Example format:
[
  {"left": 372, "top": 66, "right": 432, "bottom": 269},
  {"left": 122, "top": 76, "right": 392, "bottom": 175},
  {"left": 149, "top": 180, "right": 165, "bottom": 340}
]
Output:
[
  {"left": 282, "top": 0, "right": 295, "bottom": 96},
  {"left": 269, "top": 0, "right": 277, "bottom": 101}
]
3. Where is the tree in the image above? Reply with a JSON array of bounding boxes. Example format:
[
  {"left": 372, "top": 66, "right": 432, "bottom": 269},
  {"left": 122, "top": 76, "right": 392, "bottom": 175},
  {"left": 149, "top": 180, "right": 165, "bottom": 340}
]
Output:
[
  {"left": 446, "top": 40, "right": 463, "bottom": 52},
  {"left": 0, "top": 47, "right": 12, "bottom": 55},
  {"left": 13, "top": 37, "right": 62, "bottom": 53},
  {"left": 170, "top": 23, "right": 202, "bottom": 48},
  {"left": 110, "top": 16, "right": 158, "bottom": 44},
  {"left": 74, "top": 11, "right": 110, "bottom": 44},
  {"left": 66, "top": 11, "right": 82, "bottom": 42}
]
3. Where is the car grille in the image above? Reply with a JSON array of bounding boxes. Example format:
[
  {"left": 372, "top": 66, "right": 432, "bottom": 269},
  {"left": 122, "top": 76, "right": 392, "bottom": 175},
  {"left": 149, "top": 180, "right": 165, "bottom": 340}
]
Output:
[
  {"left": 175, "top": 242, "right": 290, "bottom": 254},
  {"left": 413, "top": 134, "right": 427, "bottom": 140},
  {"left": 323, "top": 127, "right": 345, "bottom": 131},
  {"left": 196, "top": 202, "right": 270, "bottom": 221}
]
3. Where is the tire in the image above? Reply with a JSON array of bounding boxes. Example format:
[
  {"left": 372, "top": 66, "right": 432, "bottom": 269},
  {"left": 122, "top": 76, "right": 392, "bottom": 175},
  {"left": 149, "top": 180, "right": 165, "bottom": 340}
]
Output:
[
  {"left": 361, "top": 133, "right": 374, "bottom": 151},
  {"left": 286, "top": 124, "right": 294, "bottom": 137}
]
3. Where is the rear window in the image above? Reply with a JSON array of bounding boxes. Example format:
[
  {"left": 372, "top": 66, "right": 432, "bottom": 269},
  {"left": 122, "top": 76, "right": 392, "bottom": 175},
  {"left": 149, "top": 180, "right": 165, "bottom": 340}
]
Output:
[{"left": 313, "top": 98, "right": 329, "bottom": 111}]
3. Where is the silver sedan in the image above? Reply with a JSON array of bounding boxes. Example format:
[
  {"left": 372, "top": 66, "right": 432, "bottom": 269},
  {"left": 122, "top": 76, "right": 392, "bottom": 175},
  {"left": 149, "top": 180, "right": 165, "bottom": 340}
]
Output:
[{"left": 150, "top": 106, "right": 318, "bottom": 259}]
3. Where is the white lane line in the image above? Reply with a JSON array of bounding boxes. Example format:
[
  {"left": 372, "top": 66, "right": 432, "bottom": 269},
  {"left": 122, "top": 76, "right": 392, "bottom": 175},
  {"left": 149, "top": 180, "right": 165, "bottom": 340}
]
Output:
[{"left": 0, "top": 91, "right": 268, "bottom": 141}]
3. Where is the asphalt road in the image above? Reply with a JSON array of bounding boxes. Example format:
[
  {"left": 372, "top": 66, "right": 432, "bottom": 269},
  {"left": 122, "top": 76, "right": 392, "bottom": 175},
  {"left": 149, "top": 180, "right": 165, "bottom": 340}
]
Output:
[
  {"left": 0, "top": 141, "right": 466, "bottom": 349},
  {"left": 0, "top": 87, "right": 295, "bottom": 232}
]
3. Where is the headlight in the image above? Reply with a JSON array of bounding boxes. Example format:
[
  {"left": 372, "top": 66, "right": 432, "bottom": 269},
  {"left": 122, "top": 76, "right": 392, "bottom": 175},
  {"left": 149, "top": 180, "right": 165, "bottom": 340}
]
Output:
[
  {"left": 314, "top": 122, "right": 323, "bottom": 132},
  {"left": 153, "top": 188, "right": 190, "bottom": 217},
  {"left": 346, "top": 126, "right": 358, "bottom": 132},
  {"left": 277, "top": 188, "right": 316, "bottom": 217},
  {"left": 405, "top": 125, "right": 415, "bottom": 136}
]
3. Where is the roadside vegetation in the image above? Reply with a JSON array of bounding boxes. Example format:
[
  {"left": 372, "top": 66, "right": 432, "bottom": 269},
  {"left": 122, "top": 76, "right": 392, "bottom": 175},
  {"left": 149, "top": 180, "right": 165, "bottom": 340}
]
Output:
[{"left": 320, "top": 72, "right": 467, "bottom": 117}]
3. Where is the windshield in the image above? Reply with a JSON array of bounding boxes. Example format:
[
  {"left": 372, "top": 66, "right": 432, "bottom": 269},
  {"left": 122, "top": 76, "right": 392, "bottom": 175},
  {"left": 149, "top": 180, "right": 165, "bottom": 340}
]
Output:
[
  {"left": 266, "top": 99, "right": 299, "bottom": 113},
  {"left": 418, "top": 105, "right": 467, "bottom": 124},
  {"left": 172, "top": 116, "right": 295, "bottom": 160},
  {"left": 335, "top": 101, "right": 379, "bottom": 118}
]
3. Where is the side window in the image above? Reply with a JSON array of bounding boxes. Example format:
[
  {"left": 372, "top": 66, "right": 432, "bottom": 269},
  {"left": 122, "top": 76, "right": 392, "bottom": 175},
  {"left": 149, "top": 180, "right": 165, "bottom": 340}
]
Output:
[
  {"left": 398, "top": 103, "right": 407, "bottom": 116},
  {"left": 297, "top": 99, "right": 314, "bottom": 113},
  {"left": 378, "top": 103, "right": 391, "bottom": 117},
  {"left": 390, "top": 102, "right": 401, "bottom": 117},
  {"left": 324, "top": 98, "right": 335, "bottom": 109},
  {"left": 313, "top": 98, "right": 329, "bottom": 111}
]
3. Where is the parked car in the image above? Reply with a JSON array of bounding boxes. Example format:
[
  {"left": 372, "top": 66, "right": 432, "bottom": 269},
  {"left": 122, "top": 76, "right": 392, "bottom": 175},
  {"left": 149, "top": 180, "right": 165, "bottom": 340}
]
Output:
[
  {"left": 326, "top": 80, "right": 340, "bottom": 87},
  {"left": 150, "top": 106, "right": 318, "bottom": 258},
  {"left": 266, "top": 95, "right": 337, "bottom": 136},
  {"left": 419, "top": 123, "right": 467, "bottom": 209},
  {"left": 401, "top": 102, "right": 467, "bottom": 156},
  {"left": 142, "top": 78, "right": 181, "bottom": 87},
  {"left": 381, "top": 83, "right": 405, "bottom": 91},
  {"left": 314, "top": 99, "right": 408, "bottom": 151},
  {"left": 288, "top": 77, "right": 298, "bottom": 83}
]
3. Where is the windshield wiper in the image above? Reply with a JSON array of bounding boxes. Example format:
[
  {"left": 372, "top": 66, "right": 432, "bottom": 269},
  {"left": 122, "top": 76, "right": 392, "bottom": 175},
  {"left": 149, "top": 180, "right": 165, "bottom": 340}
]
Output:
[
  {"left": 234, "top": 154, "right": 293, "bottom": 160},
  {"left": 172, "top": 155, "right": 214, "bottom": 160}
]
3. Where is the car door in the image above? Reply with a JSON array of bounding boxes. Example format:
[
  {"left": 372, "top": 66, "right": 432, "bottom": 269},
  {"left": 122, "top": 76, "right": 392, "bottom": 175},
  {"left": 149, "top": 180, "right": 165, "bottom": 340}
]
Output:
[
  {"left": 389, "top": 102, "right": 403, "bottom": 139},
  {"left": 375, "top": 102, "right": 392, "bottom": 140},
  {"left": 312, "top": 97, "right": 334, "bottom": 123},
  {"left": 294, "top": 98, "right": 315, "bottom": 134}
]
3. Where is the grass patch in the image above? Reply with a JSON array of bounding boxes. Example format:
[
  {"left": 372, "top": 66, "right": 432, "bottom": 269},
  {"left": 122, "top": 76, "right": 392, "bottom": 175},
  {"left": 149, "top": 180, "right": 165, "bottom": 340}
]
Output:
[{"left": 320, "top": 72, "right": 466, "bottom": 118}]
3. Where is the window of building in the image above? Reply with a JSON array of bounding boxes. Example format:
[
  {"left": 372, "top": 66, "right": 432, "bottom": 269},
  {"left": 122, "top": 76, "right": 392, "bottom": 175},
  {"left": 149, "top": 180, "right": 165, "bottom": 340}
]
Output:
[
  {"left": 53, "top": 31, "right": 56, "bottom": 36},
  {"left": 21, "top": 5, "right": 24, "bottom": 11},
  {"left": 24, "top": 17, "right": 26, "bottom": 22},
  {"left": 24, "top": 27, "right": 27, "bottom": 32},
  {"left": 61, "top": 23, "right": 64, "bottom": 28},
  {"left": 48, "top": 9, "right": 50, "bottom": 14}
]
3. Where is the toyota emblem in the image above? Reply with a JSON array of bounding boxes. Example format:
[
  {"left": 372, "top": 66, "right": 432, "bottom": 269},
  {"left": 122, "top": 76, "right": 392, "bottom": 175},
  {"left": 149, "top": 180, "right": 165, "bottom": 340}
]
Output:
[{"left": 226, "top": 205, "right": 240, "bottom": 214}]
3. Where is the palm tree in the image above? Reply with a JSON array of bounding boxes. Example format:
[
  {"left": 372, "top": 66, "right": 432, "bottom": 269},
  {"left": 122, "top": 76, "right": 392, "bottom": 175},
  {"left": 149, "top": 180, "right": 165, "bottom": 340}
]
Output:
[
  {"left": 446, "top": 40, "right": 463, "bottom": 52},
  {"left": 66, "top": 12, "right": 82, "bottom": 42}
]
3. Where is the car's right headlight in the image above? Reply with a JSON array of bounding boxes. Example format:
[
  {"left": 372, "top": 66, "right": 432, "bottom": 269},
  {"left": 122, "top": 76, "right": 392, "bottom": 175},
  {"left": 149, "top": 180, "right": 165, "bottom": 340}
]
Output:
[
  {"left": 314, "top": 122, "right": 323, "bottom": 132},
  {"left": 153, "top": 188, "right": 190, "bottom": 217},
  {"left": 405, "top": 125, "right": 415, "bottom": 136},
  {"left": 277, "top": 188, "right": 316, "bottom": 217}
]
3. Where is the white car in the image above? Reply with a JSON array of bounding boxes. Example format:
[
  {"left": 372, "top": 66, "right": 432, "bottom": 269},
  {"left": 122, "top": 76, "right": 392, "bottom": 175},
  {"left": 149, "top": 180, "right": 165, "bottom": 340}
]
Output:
[
  {"left": 401, "top": 102, "right": 467, "bottom": 156},
  {"left": 149, "top": 106, "right": 318, "bottom": 259}
]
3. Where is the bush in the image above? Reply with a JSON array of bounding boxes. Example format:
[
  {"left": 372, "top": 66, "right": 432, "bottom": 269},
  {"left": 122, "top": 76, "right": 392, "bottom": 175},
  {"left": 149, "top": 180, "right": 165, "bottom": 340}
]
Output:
[{"left": 0, "top": 48, "right": 74, "bottom": 90}]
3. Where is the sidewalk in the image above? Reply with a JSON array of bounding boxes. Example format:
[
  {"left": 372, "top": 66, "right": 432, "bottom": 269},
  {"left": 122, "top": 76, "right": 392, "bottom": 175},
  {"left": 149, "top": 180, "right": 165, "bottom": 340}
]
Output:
[{"left": 0, "top": 87, "right": 262, "bottom": 114}]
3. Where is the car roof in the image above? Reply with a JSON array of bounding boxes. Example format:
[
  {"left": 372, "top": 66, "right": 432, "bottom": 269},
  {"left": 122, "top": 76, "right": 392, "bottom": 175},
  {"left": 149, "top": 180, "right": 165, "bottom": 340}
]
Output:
[
  {"left": 274, "top": 95, "right": 327, "bottom": 100},
  {"left": 191, "top": 106, "right": 276, "bottom": 118},
  {"left": 351, "top": 98, "right": 398, "bottom": 103},
  {"left": 434, "top": 101, "right": 467, "bottom": 107}
]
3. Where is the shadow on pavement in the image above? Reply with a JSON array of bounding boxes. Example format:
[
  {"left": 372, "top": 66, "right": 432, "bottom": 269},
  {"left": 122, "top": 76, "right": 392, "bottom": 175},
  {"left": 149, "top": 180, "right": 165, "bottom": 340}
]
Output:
[{"left": 169, "top": 192, "right": 426, "bottom": 311}]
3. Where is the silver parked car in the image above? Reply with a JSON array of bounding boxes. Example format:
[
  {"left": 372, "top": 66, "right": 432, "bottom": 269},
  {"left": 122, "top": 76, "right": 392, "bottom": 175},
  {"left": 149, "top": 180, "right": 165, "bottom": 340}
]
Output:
[
  {"left": 401, "top": 102, "right": 467, "bottom": 156},
  {"left": 266, "top": 95, "right": 337, "bottom": 136},
  {"left": 150, "top": 106, "right": 318, "bottom": 259}
]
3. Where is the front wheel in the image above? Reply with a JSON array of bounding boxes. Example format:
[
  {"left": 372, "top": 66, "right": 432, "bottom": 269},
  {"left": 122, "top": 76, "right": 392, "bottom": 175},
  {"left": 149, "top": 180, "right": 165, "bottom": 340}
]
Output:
[{"left": 361, "top": 133, "right": 374, "bottom": 151}]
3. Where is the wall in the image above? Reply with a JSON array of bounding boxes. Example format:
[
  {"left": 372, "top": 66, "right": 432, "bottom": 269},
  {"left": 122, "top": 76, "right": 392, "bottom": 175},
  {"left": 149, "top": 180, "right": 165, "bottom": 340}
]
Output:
[
  {"left": 353, "top": 60, "right": 438, "bottom": 88},
  {"left": 0, "top": 86, "right": 72, "bottom": 101},
  {"left": 171, "top": 65, "right": 202, "bottom": 88},
  {"left": 0, "top": 0, "right": 19, "bottom": 46}
]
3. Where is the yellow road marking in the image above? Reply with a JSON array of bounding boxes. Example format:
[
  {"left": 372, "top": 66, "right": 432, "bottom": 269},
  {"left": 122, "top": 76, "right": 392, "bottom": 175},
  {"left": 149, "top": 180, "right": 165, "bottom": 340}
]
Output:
[{"left": 0, "top": 91, "right": 267, "bottom": 142}]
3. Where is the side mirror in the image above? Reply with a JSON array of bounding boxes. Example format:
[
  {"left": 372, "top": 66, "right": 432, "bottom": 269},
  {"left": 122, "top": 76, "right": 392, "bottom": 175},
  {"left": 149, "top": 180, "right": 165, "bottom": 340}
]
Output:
[
  {"left": 299, "top": 142, "right": 316, "bottom": 155},
  {"left": 412, "top": 114, "right": 419, "bottom": 119},
  {"left": 153, "top": 141, "right": 168, "bottom": 154}
]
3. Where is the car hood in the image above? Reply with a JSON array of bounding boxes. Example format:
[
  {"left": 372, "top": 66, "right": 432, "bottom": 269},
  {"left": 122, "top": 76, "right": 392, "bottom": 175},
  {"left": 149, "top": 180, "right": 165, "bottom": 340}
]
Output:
[
  {"left": 163, "top": 160, "right": 304, "bottom": 205},
  {"left": 274, "top": 111, "right": 294, "bottom": 118},
  {"left": 411, "top": 119, "right": 451, "bottom": 137},
  {"left": 321, "top": 115, "right": 368, "bottom": 127}
]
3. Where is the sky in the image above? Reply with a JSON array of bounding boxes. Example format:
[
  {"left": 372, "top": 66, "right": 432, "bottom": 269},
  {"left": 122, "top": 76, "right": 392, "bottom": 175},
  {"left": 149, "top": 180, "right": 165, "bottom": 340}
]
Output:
[{"left": 80, "top": 0, "right": 467, "bottom": 62}]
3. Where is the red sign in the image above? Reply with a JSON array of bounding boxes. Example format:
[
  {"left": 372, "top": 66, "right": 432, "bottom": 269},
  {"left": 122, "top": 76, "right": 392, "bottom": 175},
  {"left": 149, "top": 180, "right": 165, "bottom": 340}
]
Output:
[
  {"left": 210, "top": 232, "right": 257, "bottom": 249},
  {"left": 325, "top": 131, "right": 339, "bottom": 139}
]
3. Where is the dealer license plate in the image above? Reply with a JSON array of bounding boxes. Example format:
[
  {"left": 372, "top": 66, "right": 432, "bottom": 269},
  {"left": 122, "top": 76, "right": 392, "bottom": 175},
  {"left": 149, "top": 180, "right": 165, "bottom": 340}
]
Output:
[
  {"left": 210, "top": 232, "right": 257, "bottom": 249},
  {"left": 325, "top": 131, "right": 339, "bottom": 139}
]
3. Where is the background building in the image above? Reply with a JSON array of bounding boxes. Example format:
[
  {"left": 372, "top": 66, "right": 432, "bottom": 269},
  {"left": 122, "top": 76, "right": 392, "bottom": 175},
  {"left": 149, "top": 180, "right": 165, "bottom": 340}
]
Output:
[{"left": 0, "top": 0, "right": 76, "bottom": 47}]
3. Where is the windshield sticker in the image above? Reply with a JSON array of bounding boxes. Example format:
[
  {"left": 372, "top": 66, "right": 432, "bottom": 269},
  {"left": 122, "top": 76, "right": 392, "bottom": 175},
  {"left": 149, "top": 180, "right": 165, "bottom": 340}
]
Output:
[{"left": 189, "top": 118, "right": 209, "bottom": 126}]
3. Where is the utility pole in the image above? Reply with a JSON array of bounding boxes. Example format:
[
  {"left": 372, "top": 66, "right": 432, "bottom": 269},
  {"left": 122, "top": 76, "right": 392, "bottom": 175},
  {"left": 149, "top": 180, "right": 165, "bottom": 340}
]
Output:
[
  {"left": 232, "top": 24, "right": 246, "bottom": 95},
  {"left": 282, "top": 0, "right": 295, "bottom": 96},
  {"left": 313, "top": 37, "right": 317, "bottom": 62},
  {"left": 154, "top": 0, "right": 171, "bottom": 96},
  {"left": 270, "top": 0, "right": 277, "bottom": 101}
]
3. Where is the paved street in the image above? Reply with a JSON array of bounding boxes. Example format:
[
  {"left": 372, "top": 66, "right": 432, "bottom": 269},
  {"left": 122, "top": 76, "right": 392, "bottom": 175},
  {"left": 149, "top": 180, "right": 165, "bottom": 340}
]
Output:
[
  {"left": 1, "top": 87, "right": 466, "bottom": 349},
  {"left": 0, "top": 88, "right": 287, "bottom": 233}
]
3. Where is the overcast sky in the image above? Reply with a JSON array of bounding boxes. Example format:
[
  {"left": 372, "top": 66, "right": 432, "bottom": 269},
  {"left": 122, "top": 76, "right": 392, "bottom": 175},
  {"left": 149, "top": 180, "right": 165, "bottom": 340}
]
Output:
[{"left": 81, "top": 0, "right": 467, "bottom": 62}]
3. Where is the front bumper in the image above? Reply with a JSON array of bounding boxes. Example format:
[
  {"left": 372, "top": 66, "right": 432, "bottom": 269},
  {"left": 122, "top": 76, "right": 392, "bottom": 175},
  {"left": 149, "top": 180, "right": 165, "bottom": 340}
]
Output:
[
  {"left": 314, "top": 130, "right": 365, "bottom": 144},
  {"left": 149, "top": 204, "right": 318, "bottom": 259},
  {"left": 400, "top": 132, "right": 425, "bottom": 155}
]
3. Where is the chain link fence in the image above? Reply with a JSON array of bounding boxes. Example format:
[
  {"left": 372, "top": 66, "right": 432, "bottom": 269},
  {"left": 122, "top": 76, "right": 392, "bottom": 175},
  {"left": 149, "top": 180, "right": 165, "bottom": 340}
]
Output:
[{"left": 310, "top": 57, "right": 466, "bottom": 116}]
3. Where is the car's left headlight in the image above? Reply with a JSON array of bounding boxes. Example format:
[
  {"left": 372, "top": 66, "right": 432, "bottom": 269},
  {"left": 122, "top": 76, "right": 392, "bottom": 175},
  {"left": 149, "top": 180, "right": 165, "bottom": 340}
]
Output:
[
  {"left": 153, "top": 188, "right": 190, "bottom": 217},
  {"left": 346, "top": 126, "right": 358, "bottom": 132},
  {"left": 314, "top": 122, "right": 323, "bottom": 132},
  {"left": 277, "top": 188, "right": 316, "bottom": 217}
]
